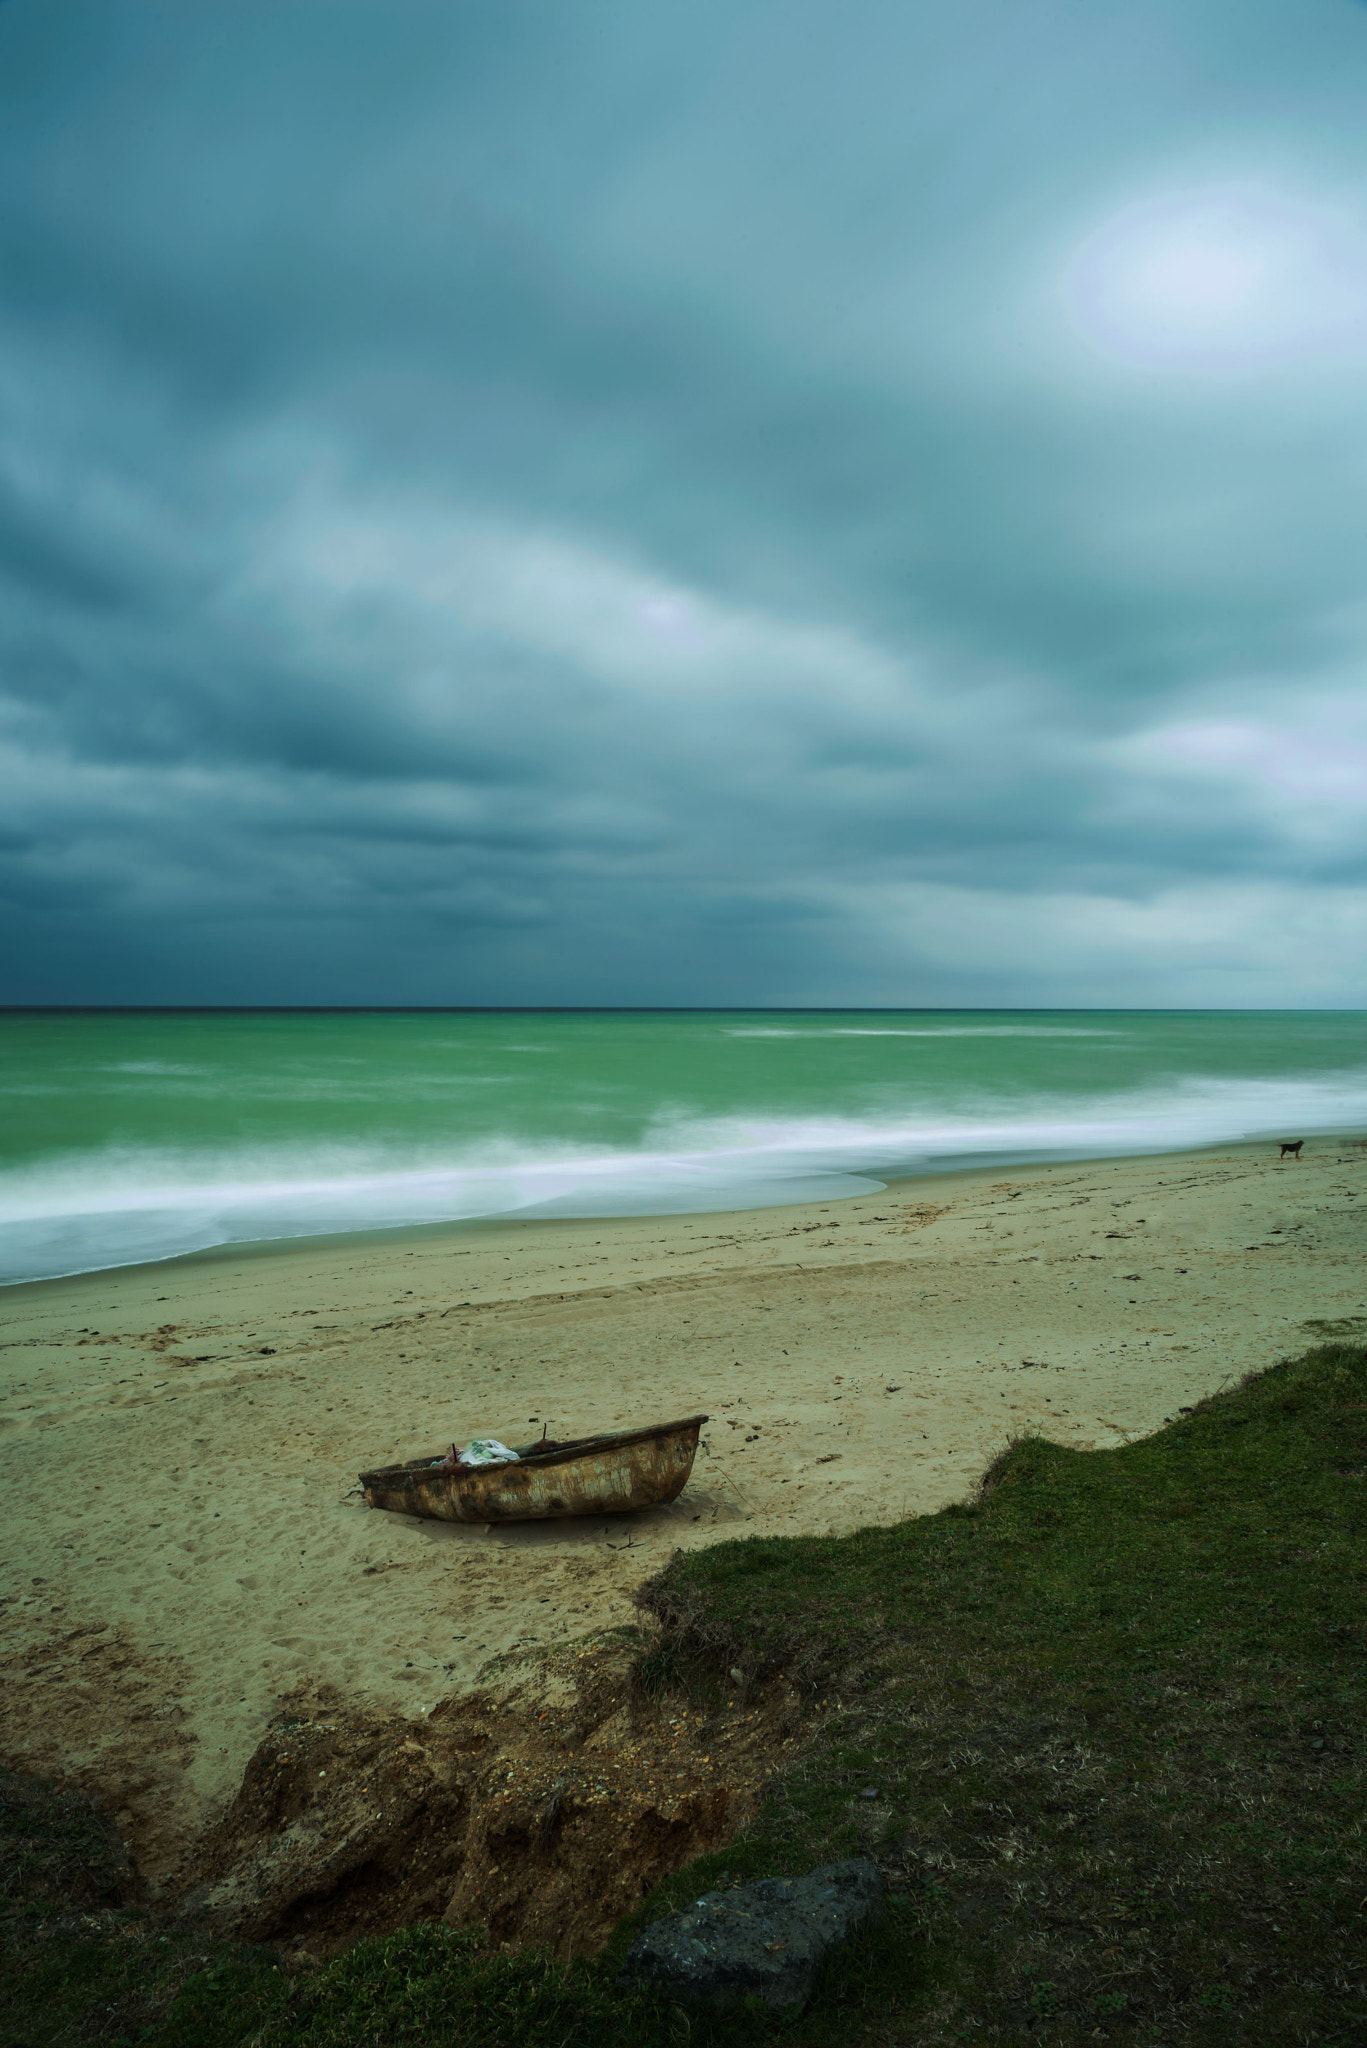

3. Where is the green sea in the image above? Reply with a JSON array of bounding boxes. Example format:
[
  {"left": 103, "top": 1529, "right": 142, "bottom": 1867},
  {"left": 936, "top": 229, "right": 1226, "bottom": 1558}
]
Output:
[{"left": 1, "top": 1008, "right": 1365, "bottom": 1285}]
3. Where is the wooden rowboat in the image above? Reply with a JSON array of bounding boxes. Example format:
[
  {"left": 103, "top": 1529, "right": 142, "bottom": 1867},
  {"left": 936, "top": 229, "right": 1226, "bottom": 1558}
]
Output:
[{"left": 359, "top": 1413, "right": 708, "bottom": 1524}]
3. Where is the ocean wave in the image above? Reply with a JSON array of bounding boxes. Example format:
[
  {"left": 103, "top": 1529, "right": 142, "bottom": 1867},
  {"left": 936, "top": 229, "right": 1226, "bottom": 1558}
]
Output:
[
  {"left": 2, "top": 1065, "right": 1366, "bottom": 1286},
  {"left": 723, "top": 1026, "right": 1125, "bottom": 1039},
  {"left": 100, "top": 1061, "right": 215, "bottom": 1076}
]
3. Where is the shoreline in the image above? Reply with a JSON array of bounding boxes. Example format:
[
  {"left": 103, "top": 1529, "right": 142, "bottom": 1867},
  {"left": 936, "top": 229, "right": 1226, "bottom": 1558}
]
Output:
[
  {"left": 6, "top": 1128, "right": 1362, "bottom": 1299},
  {"left": 2, "top": 1134, "right": 1364, "bottom": 1885}
]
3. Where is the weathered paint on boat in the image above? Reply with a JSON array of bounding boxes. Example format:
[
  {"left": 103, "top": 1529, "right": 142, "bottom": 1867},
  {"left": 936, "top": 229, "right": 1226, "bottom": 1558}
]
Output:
[{"left": 359, "top": 1413, "right": 708, "bottom": 1524}]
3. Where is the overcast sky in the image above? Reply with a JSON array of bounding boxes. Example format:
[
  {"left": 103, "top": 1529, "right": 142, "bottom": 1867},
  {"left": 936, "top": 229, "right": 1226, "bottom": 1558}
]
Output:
[{"left": 3, "top": 0, "right": 1367, "bottom": 1007}]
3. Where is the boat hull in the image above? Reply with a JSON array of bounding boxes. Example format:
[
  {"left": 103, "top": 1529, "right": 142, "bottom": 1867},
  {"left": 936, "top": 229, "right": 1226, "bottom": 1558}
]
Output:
[{"left": 359, "top": 1414, "right": 707, "bottom": 1524}]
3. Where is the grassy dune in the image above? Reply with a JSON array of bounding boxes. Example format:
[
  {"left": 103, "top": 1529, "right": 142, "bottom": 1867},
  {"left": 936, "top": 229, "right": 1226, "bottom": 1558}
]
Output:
[{"left": 6, "top": 1338, "right": 1366, "bottom": 2047}]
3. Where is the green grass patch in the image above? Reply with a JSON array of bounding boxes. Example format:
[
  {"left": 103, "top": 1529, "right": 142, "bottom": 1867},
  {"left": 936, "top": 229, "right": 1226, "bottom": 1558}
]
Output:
[
  {"left": 5, "top": 1342, "right": 1366, "bottom": 2046},
  {"left": 0, "top": 1770, "right": 284, "bottom": 2047},
  {"left": 635, "top": 1339, "right": 1367, "bottom": 2043}
]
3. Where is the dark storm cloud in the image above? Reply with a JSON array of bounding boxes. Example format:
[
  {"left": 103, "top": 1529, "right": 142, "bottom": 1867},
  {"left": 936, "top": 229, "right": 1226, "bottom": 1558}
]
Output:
[{"left": 2, "top": 0, "right": 1367, "bottom": 1004}]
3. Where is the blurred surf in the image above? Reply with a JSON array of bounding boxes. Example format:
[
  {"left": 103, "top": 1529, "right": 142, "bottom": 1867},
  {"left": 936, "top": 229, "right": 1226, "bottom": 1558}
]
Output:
[{"left": 1, "top": 1008, "right": 1364, "bottom": 1284}]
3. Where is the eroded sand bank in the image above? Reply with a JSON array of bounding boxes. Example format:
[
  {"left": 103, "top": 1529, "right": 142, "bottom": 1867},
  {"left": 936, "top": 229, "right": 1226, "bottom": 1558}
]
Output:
[{"left": 2, "top": 1140, "right": 1364, "bottom": 1883}]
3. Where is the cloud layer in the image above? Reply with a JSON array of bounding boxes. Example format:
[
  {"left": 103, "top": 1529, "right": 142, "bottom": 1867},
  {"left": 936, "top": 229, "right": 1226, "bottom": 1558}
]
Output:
[{"left": 3, "top": 0, "right": 1367, "bottom": 1004}]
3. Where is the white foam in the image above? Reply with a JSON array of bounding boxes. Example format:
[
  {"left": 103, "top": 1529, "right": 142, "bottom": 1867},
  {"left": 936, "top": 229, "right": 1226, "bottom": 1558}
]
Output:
[
  {"left": 3, "top": 1065, "right": 1365, "bottom": 1286},
  {"left": 100, "top": 1061, "right": 213, "bottom": 1076},
  {"left": 723, "top": 1025, "right": 1124, "bottom": 1039}
]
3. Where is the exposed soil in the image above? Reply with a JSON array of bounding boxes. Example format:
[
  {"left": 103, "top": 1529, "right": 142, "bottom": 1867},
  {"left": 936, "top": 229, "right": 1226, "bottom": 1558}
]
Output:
[
  {"left": 177, "top": 1637, "right": 802, "bottom": 1963},
  {"left": 0, "top": 1621, "right": 200, "bottom": 1882}
]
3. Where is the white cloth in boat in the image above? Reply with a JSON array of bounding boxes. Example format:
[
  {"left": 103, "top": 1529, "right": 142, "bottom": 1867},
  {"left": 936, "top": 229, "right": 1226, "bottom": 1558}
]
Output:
[{"left": 456, "top": 1438, "right": 519, "bottom": 1467}]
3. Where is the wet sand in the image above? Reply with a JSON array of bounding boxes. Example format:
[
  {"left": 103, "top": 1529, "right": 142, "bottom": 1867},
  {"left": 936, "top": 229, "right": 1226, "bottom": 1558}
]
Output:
[{"left": 2, "top": 1138, "right": 1364, "bottom": 1880}]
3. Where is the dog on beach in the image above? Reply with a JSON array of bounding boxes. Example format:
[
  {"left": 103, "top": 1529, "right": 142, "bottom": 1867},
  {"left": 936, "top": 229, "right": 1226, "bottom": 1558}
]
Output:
[{"left": 1279, "top": 1140, "right": 1304, "bottom": 1159}]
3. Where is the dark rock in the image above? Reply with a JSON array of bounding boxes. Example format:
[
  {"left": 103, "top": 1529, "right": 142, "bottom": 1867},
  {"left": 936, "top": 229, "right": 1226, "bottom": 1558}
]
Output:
[{"left": 615, "top": 1856, "right": 885, "bottom": 2012}]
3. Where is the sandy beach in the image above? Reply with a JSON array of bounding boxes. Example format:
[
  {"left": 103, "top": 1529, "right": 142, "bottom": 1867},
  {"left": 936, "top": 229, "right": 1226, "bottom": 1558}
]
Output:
[{"left": 2, "top": 1139, "right": 1364, "bottom": 1891}]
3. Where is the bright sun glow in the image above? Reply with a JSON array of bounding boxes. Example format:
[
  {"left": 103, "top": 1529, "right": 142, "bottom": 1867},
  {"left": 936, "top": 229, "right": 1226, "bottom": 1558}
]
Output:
[
  {"left": 1064, "top": 184, "right": 1367, "bottom": 368},
  {"left": 1129, "top": 235, "right": 1265, "bottom": 316}
]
